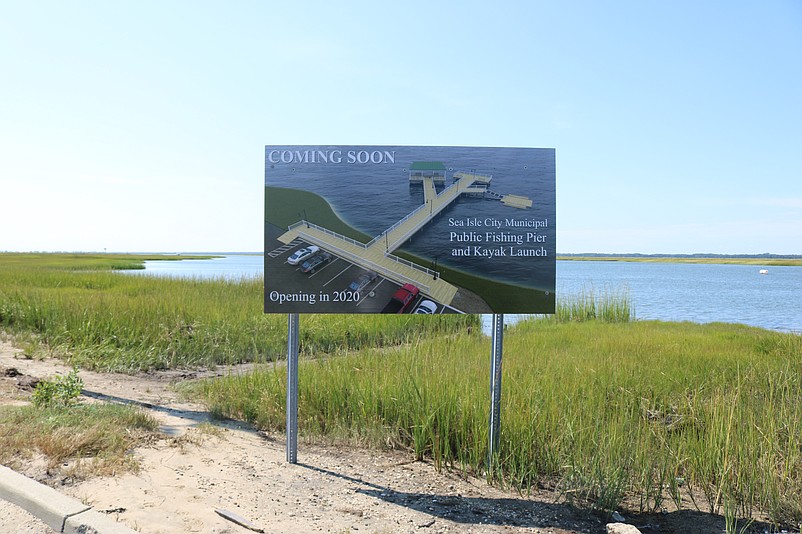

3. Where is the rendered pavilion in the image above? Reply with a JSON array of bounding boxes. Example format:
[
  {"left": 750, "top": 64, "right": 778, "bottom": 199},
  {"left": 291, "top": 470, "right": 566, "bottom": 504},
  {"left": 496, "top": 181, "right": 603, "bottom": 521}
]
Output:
[{"left": 408, "top": 161, "right": 447, "bottom": 183}]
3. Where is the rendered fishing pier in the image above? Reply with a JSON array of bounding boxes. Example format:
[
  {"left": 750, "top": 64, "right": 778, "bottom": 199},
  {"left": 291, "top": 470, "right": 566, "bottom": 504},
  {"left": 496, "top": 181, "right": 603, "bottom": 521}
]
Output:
[{"left": 276, "top": 166, "right": 532, "bottom": 306}]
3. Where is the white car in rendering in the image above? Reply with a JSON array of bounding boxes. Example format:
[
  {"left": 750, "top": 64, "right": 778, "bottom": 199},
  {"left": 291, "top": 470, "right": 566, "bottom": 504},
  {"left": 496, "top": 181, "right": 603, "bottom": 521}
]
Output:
[
  {"left": 287, "top": 245, "right": 319, "bottom": 265},
  {"left": 414, "top": 300, "right": 438, "bottom": 314}
]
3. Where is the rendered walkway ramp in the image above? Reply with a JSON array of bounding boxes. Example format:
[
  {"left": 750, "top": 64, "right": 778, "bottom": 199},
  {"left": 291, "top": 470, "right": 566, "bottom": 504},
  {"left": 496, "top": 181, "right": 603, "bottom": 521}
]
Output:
[
  {"left": 277, "top": 224, "right": 458, "bottom": 305},
  {"left": 275, "top": 172, "right": 499, "bottom": 307},
  {"left": 383, "top": 174, "right": 491, "bottom": 253}
]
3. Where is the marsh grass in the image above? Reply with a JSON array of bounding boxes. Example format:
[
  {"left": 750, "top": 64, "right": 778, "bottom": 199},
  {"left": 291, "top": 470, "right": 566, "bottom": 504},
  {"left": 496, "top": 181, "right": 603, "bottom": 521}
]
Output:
[
  {"left": 551, "top": 287, "right": 633, "bottom": 323},
  {"left": 0, "top": 252, "right": 218, "bottom": 271},
  {"left": 0, "top": 253, "right": 478, "bottom": 371},
  {"left": 190, "top": 320, "right": 802, "bottom": 529}
]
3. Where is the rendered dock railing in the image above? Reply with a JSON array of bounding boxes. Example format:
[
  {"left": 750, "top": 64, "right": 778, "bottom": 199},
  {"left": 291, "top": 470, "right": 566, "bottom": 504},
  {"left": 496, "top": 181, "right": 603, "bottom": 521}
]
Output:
[{"left": 288, "top": 220, "right": 368, "bottom": 249}]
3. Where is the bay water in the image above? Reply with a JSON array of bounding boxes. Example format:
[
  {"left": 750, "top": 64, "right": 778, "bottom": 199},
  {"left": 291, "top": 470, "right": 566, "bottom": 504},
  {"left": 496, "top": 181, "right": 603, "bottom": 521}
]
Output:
[{"left": 126, "top": 256, "right": 801, "bottom": 334}]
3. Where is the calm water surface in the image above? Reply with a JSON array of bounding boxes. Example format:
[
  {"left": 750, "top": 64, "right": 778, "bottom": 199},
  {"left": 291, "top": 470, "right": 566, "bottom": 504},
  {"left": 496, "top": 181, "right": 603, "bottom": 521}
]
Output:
[
  {"left": 126, "top": 256, "right": 801, "bottom": 333},
  {"left": 556, "top": 261, "right": 801, "bottom": 332},
  {"left": 127, "top": 255, "right": 264, "bottom": 280}
]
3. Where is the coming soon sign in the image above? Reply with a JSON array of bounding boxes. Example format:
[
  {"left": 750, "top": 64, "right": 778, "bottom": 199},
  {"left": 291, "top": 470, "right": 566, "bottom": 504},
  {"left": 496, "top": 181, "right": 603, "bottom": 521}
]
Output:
[{"left": 264, "top": 145, "right": 555, "bottom": 314}]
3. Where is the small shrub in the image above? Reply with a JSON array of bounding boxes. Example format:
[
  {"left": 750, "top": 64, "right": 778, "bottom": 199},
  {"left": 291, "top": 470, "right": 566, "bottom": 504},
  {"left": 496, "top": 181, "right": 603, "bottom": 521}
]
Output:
[{"left": 32, "top": 368, "right": 83, "bottom": 408}]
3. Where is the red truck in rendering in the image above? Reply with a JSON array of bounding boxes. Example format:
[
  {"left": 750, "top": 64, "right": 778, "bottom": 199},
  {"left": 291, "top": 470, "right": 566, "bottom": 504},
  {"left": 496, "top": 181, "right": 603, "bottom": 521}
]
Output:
[{"left": 382, "top": 283, "right": 420, "bottom": 313}]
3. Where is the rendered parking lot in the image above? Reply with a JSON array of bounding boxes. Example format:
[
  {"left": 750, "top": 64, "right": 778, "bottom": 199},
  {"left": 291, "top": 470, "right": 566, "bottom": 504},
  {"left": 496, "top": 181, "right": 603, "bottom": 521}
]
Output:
[{"left": 264, "top": 232, "right": 453, "bottom": 314}]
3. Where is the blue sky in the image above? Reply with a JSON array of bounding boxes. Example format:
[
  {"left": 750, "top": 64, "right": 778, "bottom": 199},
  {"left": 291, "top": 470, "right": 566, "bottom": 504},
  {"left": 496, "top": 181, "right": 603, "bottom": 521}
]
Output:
[{"left": 1, "top": 1, "right": 800, "bottom": 254}]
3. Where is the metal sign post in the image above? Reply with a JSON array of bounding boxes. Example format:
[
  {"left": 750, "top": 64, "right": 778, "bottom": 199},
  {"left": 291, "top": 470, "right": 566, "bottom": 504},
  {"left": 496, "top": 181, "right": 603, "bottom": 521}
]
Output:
[
  {"left": 286, "top": 313, "right": 299, "bottom": 464},
  {"left": 488, "top": 313, "right": 504, "bottom": 470}
]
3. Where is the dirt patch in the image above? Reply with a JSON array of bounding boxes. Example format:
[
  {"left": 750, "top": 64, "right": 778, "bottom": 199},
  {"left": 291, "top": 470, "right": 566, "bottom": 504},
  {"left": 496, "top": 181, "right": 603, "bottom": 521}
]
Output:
[{"left": 0, "top": 338, "right": 780, "bottom": 533}]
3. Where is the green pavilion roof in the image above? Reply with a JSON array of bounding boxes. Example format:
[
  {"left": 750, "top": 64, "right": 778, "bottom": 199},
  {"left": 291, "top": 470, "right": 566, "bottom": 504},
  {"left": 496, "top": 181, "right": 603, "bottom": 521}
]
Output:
[{"left": 409, "top": 161, "right": 446, "bottom": 171}]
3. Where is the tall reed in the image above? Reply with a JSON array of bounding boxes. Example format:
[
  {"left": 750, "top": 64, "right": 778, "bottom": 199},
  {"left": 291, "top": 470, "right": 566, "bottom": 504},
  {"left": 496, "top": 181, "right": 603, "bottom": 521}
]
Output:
[
  {"left": 191, "top": 319, "right": 802, "bottom": 529},
  {"left": 551, "top": 287, "right": 633, "bottom": 323}
]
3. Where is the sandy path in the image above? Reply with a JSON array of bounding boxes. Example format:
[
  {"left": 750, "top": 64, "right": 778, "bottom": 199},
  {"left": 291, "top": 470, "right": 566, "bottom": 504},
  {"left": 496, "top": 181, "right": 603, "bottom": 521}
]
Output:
[
  {"left": 0, "top": 339, "right": 604, "bottom": 533},
  {"left": 0, "top": 499, "right": 56, "bottom": 533}
]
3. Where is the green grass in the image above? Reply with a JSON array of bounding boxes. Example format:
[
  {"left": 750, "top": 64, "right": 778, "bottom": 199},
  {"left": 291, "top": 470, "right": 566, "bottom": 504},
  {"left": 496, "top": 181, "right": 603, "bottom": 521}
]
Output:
[
  {"left": 265, "top": 186, "right": 553, "bottom": 312},
  {"left": 189, "top": 319, "right": 802, "bottom": 529},
  {"left": 0, "top": 253, "right": 478, "bottom": 372}
]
